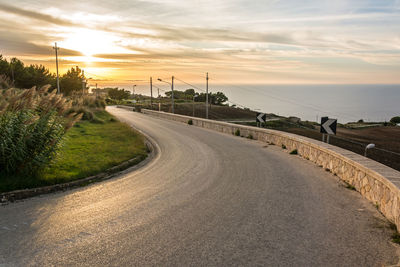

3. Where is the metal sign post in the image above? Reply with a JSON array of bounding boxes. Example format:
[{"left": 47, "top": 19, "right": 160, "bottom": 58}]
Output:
[
  {"left": 256, "top": 113, "right": 267, "bottom": 127},
  {"left": 320, "top": 116, "right": 337, "bottom": 144}
]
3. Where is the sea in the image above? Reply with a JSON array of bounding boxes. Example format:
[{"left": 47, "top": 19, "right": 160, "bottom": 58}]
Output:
[{"left": 207, "top": 84, "right": 400, "bottom": 123}]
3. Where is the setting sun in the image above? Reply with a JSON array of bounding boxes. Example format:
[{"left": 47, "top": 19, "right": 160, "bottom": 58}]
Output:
[{"left": 58, "top": 28, "right": 128, "bottom": 57}]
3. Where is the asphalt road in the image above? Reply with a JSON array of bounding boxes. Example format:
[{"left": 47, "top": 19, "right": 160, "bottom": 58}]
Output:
[{"left": 0, "top": 106, "right": 398, "bottom": 266}]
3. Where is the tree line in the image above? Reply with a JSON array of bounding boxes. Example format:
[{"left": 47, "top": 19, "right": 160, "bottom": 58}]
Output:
[
  {"left": 164, "top": 88, "right": 228, "bottom": 105},
  {"left": 0, "top": 55, "right": 229, "bottom": 104},
  {"left": 0, "top": 55, "right": 85, "bottom": 95}
]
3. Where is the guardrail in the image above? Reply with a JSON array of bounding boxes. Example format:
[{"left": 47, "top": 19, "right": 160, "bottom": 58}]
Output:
[{"left": 140, "top": 108, "right": 400, "bottom": 229}]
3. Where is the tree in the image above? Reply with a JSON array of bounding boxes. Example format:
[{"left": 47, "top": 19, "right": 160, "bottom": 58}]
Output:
[
  {"left": 212, "top": 91, "right": 228, "bottom": 105},
  {"left": 390, "top": 116, "right": 400, "bottom": 124},
  {"left": 184, "top": 89, "right": 195, "bottom": 98},
  {"left": 108, "top": 88, "right": 130, "bottom": 100},
  {"left": 0, "top": 55, "right": 9, "bottom": 77},
  {"left": 24, "top": 65, "right": 56, "bottom": 88},
  {"left": 60, "top": 66, "right": 85, "bottom": 96},
  {"left": 194, "top": 91, "right": 228, "bottom": 105},
  {"left": 0, "top": 55, "right": 56, "bottom": 89}
]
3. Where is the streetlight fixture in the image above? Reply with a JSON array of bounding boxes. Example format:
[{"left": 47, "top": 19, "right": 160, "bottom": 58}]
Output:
[
  {"left": 364, "top": 143, "right": 375, "bottom": 157},
  {"left": 158, "top": 77, "right": 174, "bottom": 114}
]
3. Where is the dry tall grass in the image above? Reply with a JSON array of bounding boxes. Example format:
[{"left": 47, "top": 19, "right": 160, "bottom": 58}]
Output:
[{"left": 0, "top": 81, "right": 82, "bottom": 177}]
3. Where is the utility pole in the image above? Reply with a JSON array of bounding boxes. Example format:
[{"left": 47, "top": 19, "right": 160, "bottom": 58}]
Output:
[
  {"left": 171, "top": 76, "right": 174, "bottom": 114},
  {"left": 150, "top": 77, "right": 153, "bottom": 109},
  {"left": 206, "top": 72, "right": 209, "bottom": 119},
  {"left": 53, "top": 42, "right": 60, "bottom": 94}
]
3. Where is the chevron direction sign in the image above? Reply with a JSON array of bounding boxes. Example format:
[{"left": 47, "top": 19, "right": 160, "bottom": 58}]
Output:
[
  {"left": 256, "top": 113, "right": 267, "bottom": 123},
  {"left": 320, "top": 117, "right": 337, "bottom": 135}
]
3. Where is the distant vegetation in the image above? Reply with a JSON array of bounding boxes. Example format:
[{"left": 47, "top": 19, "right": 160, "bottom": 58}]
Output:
[
  {"left": 107, "top": 88, "right": 131, "bottom": 101},
  {"left": 164, "top": 89, "right": 228, "bottom": 105},
  {"left": 390, "top": 116, "right": 400, "bottom": 124}
]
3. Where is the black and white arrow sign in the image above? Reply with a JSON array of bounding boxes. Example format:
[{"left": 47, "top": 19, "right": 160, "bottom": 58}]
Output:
[
  {"left": 256, "top": 113, "right": 267, "bottom": 123},
  {"left": 320, "top": 117, "right": 337, "bottom": 135}
]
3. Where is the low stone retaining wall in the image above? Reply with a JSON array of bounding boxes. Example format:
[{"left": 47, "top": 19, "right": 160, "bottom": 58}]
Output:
[{"left": 142, "top": 109, "right": 400, "bottom": 229}]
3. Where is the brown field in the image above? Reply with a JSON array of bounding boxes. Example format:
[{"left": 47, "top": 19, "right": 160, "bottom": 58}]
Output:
[{"left": 282, "top": 126, "right": 400, "bottom": 171}]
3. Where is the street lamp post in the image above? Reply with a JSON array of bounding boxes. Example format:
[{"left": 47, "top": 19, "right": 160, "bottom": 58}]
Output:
[{"left": 158, "top": 77, "right": 174, "bottom": 114}]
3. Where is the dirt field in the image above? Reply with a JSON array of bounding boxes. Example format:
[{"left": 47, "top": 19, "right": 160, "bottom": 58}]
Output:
[
  {"left": 282, "top": 126, "right": 400, "bottom": 171},
  {"left": 338, "top": 126, "right": 400, "bottom": 153}
]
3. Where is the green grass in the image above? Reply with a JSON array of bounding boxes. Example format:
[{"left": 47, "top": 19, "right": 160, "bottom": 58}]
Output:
[{"left": 0, "top": 110, "right": 148, "bottom": 192}]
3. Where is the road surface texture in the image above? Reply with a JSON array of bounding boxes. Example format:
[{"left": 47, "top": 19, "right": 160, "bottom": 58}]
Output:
[{"left": 1, "top": 106, "right": 399, "bottom": 266}]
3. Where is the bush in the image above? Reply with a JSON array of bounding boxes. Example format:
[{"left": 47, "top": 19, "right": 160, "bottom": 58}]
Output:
[
  {"left": 71, "top": 95, "right": 106, "bottom": 110},
  {"left": 0, "top": 86, "right": 82, "bottom": 177},
  {"left": 290, "top": 149, "right": 298, "bottom": 155},
  {"left": 188, "top": 119, "right": 193, "bottom": 125},
  {"left": 235, "top": 129, "right": 240, "bottom": 136},
  {"left": 282, "top": 144, "right": 286, "bottom": 149},
  {"left": 66, "top": 107, "right": 94, "bottom": 121},
  {"left": 105, "top": 98, "right": 118, "bottom": 105},
  {"left": 390, "top": 116, "right": 400, "bottom": 124}
]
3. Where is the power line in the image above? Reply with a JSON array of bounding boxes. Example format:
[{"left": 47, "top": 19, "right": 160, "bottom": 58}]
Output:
[{"left": 209, "top": 77, "right": 360, "bottom": 122}]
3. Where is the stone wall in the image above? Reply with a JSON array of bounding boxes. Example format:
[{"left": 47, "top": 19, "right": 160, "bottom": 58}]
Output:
[{"left": 141, "top": 109, "right": 400, "bottom": 229}]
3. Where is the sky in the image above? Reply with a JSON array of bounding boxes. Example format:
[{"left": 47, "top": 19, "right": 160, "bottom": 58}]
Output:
[{"left": 0, "top": 0, "right": 400, "bottom": 89}]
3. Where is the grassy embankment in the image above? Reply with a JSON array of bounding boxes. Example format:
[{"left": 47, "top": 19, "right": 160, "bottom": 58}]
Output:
[{"left": 0, "top": 110, "right": 148, "bottom": 192}]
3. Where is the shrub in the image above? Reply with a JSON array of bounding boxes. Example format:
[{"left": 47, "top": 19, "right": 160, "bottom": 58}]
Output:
[
  {"left": 65, "top": 107, "right": 93, "bottom": 121},
  {"left": 390, "top": 116, "right": 400, "bottom": 124},
  {"left": 77, "top": 107, "right": 94, "bottom": 121},
  {"left": 290, "top": 149, "right": 298, "bottom": 155},
  {"left": 70, "top": 94, "right": 106, "bottom": 110},
  {"left": 282, "top": 144, "right": 286, "bottom": 149},
  {"left": 235, "top": 129, "right": 240, "bottom": 136},
  {"left": 0, "top": 86, "right": 82, "bottom": 177},
  {"left": 0, "top": 75, "right": 11, "bottom": 89},
  {"left": 188, "top": 119, "right": 193, "bottom": 125}
]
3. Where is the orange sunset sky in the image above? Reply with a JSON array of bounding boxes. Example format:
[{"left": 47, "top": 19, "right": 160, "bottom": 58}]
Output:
[{"left": 1, "top": 0, "right": 400, "bottom": 91}]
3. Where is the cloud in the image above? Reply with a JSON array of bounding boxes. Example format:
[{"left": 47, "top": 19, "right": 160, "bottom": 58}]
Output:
[
  {"left": 0, "top": 30, "right": 82, "bottom": 57},
  {"left": 0, "top": 3, "right": 76, "bottom": 27}
]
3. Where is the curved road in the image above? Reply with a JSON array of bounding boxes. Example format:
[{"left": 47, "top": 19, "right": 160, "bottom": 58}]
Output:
[{"left": 0, "top": 106, "right": 398, "bottom": 266}]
